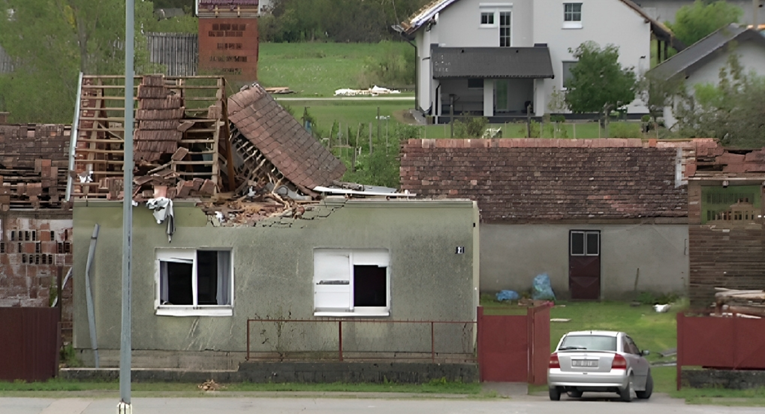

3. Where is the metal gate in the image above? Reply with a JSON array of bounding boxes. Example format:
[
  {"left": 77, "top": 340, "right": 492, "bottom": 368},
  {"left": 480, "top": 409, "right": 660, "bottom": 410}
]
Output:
[
  {"left": 477, "top": 305, "right": 550, "bottom": 384},
  {"left": 0, "top": 307, "right": 60, "bottom": 381},
  {"left": 569, "top": 230, "right": 601, "bottom": 300}
]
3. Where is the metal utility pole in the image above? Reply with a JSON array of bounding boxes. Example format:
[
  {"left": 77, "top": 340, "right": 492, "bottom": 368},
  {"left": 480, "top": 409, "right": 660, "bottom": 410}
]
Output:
[{"left": 118, "top": 0, "right": 135, "bottom": 412}]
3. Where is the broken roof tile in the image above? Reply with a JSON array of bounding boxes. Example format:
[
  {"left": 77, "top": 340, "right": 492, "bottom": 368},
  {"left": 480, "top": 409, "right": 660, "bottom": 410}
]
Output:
[{"left": 228, "top": 83, "right": 345, "bottom": 189}]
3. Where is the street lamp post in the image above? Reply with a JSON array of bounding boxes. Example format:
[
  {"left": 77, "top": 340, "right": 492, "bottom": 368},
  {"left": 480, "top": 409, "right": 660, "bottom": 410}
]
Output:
[{"left": 118, "top": 0, "right": 135, "bottom": 413}]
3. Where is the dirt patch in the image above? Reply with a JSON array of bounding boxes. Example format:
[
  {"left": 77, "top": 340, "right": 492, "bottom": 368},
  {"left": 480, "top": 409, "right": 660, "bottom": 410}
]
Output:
[{"left": 393, "top": 109, "right": 417, "bottom": 125}]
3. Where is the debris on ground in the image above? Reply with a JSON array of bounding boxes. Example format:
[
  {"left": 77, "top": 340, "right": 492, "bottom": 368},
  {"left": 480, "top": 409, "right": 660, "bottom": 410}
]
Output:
[
  {"left": 550, "top": 318, "right": 571, "bottom": 323},
  {"left": 531, "top": 273, "right": 556, "bottom": 300},
  {"left": 659, "top": 348, "right": 677, "bottom": 358},
  {"left": 264, "top": 87, "right": 294, "bottom": 94},
  {"left": 334, "top": 85, "right": 401, "bottom": 96},
  {"left": 714, "top": 288, "right": 765, "bottom": 318},
  {"left": 198, "top": 379, "right": 224, "bottom": 391},
  {"left": 496, "top": 290, "right": 520, "bottom": 302},
  {"left": 653, "top": 303, "right": 671, "bottom": 313},
  {"left": 518, "top": 298, "right": 554, "bottom": 308}
]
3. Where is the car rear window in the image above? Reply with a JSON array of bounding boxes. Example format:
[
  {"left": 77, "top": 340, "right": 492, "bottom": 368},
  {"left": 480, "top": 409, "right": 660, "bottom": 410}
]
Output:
[{"left": 559, "top": 335, "right": 617, "bottom": 352}]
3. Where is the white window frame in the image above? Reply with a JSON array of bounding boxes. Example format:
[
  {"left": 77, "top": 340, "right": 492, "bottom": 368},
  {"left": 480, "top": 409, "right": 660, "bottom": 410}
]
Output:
[
  {"left": 480, "top": 11, "right": 495, "bottom": 27},
  {"left": 498, "top": 10, "right": 512, "bottom": 47},
  {"left": 563, "top": 3, "right": 583, "bottom": 29},
  {"left": 570, "top": 231, "right": 599, "bottom": 256},
  {"left": 562, "top": 60, "right": 578, "bottom": 90},
  {"left": 155, "top": 248, "right": 234, "bottom": 317},
  {"left": 313, "top": 249, "right": 390, "bottom": 317}
]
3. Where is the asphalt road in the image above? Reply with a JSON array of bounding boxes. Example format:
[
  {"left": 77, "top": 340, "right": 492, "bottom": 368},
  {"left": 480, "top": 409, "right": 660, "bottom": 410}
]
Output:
[{"left": 0, "top": 394, "right": 761, "bottom": 414}]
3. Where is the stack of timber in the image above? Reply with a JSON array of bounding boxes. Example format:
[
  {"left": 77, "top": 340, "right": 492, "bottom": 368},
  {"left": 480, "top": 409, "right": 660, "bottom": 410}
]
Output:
[{"left": 714, "top": 288, "right": 765, "bottom": 318}]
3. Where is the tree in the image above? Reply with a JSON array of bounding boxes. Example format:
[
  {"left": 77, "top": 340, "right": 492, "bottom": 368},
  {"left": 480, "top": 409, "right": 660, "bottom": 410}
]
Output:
[
  {"left": 0, "top": 0, "right": 156, "bottom": 123},
  {"left": 564, "top": 42, "right": 637, "bottom": 117},
  {"left": 666, "top": 0, "right": 742, "bottom": 47},
  {"left": 673, "top": 53, "right": 765, "bottom": 148}
]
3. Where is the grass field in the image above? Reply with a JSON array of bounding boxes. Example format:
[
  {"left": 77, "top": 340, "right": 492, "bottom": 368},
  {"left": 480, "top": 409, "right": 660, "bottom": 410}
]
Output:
[
  {"left": 0, "top": 378, "right": 483, "bottom": 397},
  {"left": 257, "top": 42, "right": 411, "bottom": 97}
]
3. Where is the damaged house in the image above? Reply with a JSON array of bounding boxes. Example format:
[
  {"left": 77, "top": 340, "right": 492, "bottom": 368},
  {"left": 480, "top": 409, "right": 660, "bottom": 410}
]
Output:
[
  {"left": 0, "top": 123, "right": 74, "bottom": 338},
  {"left": 70, "top": 77, "right": 479, "bottom": 370},
  {"left": 400, "top": 138, "right": 690, "bottom": 300},
  {"left": 685, "top": 142, "right": 765, "bottom": 307}
]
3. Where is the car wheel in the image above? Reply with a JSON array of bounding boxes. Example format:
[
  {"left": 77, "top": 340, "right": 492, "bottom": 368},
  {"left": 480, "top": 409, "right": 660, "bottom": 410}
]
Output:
[
  {"left": 619, "top": 375, "right": 634, "bottom": 402},
  {"left": 549, "top": 387, "right": 561, "bottom": 401},
  {"left": 636, "top": 371, "right": 653, "bottom": 400},
  {"left": 567, "top": 390, "right": 583, "bottom": 398}
]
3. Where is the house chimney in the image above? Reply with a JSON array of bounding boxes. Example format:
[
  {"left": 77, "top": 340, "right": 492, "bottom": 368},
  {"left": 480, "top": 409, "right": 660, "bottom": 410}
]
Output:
[{"left": 0, "top": 112, "right": 8, "bottom": 124}]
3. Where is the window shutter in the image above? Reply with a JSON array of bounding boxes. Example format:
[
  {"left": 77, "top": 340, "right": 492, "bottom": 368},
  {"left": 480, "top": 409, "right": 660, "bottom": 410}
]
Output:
[{"left": 314, "top": 251, "right": 351, "bottom": 311}]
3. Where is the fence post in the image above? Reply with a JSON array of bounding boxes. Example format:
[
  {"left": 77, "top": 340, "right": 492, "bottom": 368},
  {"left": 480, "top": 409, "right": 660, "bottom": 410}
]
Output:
[
  {"left": 676, "top": 312, "right": 683, "bottom": 390},
  {"left": 431, "top": 321, "right": 435, "bottom": 363},
  {"left": 246, "top": 319, "right": 250, "bottom": 361},
  {"left": 338, "top": 320, "right": 343, "bottom": 362},
  {"left": 477, "top": 306, "right": 484, "bottom": 382},
  {"left": 527, "top": 306, "right": 534, "bottom": 384}
]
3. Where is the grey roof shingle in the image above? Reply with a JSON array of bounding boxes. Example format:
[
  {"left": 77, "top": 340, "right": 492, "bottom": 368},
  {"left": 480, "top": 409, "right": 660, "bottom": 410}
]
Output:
[
  {"left": 431, "top": 46, "right": 554, "bottom": 79},
  {"left": 647, "top": 24, "right": 765, "bottom": 81}
]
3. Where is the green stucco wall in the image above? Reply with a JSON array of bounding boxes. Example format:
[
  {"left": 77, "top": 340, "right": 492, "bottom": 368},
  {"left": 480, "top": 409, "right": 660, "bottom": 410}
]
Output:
[{"left": 72, "top": 198, "right": 477, "bottom": 356}]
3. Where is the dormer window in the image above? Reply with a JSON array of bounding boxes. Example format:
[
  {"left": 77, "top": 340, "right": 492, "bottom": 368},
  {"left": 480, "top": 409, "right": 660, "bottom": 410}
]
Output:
[{"left": 564, "top": 3, "right": 583, "bottom": 29}]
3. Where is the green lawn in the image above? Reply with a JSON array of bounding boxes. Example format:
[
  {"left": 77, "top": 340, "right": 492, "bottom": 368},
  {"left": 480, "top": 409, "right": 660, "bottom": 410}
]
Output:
[
  {"left": 0, "top": 378, "right": 483, "bottom": 396},
  {"left": 257, "top": 42, "right": 411, "bottom": 97}
]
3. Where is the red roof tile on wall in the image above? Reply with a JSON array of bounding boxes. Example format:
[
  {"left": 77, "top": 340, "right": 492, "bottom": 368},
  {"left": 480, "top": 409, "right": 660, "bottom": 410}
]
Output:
[
  {"left": 400, "top": 139, "right": 688, "bottom": 221},
  {"left": 228, "top": 84, "right": 346, "bottom": 189}
]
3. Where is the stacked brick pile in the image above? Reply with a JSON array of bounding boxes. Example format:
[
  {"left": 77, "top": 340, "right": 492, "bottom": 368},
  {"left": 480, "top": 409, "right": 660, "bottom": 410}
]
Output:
[
  {"left": 134, "top": 75, "right": 184, "bottom": 163},
  {"left": 0, "top": 124, "right": 69, "bottom": 209}
]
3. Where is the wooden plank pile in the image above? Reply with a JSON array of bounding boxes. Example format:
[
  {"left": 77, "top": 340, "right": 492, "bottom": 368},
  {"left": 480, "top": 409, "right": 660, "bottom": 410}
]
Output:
[{"left": 714, "top": 288, "right": 765, "bottom": 318}]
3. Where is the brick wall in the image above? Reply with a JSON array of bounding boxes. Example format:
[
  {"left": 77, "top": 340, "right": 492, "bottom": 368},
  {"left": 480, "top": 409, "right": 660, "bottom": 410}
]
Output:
[
  {"left": 688, "top": 181, "right": 765, "bottom": 307},
  {"left": 0, "top": 212, "right": 73, "bottom": 341}
]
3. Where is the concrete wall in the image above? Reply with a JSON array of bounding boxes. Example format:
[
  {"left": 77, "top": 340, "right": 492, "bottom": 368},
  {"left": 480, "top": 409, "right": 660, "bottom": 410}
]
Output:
[
  {"left": 480, "top": 223, "right": 689, "bottom": 299},
  {"left": 72, "top": 198, "right": 478, "bottom": 367},
  {"left": 682, "top": 369, "right": 765, "bottom": 390},
  {"left": 61, "top": 361, "right": 479, "bottom": 384}
]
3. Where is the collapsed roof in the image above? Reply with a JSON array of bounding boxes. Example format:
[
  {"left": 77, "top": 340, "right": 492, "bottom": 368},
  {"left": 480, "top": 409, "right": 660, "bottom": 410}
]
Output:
[{"left": 228, "top": 83, "right": 346, "bottom": 194}]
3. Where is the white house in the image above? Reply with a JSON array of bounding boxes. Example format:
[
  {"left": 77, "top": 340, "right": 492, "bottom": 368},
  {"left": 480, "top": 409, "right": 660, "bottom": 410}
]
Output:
[
  {"left": 397, "top": 0, "right": 683, "bottom": 122},
  {"left": 647, "top": 24, "right": 765, "bottom": 129}
]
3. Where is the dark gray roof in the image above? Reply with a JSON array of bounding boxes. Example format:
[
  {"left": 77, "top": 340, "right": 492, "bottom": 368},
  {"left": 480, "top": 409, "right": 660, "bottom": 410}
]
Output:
[
  {"left": 431, "top": 46, "right": 554, "bottom": 79},
  {"left": 647, "top": 24, "right": 765, "bottom": 81}
]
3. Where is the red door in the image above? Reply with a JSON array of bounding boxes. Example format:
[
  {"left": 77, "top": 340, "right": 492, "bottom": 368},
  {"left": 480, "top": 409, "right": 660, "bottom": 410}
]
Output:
[{"left": 569, "top": 231, "right": 601, "bottom": 300}]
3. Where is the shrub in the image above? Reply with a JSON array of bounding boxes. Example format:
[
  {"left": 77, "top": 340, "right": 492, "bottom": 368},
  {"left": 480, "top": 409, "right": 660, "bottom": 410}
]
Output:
[
  {"left": 453, "top": 116, "right": 488, "bottom": 138},
  {"left": 609, "top": 122, "right": 642, "bottom": 138},
  {"left": 358, "top": 41, "right": 415, "bottom": 88}
]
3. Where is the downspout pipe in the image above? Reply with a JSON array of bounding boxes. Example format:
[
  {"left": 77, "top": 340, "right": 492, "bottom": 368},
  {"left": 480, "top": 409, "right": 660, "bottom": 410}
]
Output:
[
  {"left": 66, "top": 72, "right": 83, "bottom": 201},
  {"left": 84, "top": 224, "right": 100, "bottom": 368}
]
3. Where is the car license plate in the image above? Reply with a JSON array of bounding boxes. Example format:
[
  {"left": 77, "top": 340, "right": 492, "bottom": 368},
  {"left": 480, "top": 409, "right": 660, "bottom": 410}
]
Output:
[{"left": 572, "top": 359, "right": 598, "bottom": 367}]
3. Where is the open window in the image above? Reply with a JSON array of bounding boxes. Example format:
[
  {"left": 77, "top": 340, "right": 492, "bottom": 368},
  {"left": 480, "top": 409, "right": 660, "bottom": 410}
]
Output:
[
  {"left": 313, "top": 249, "right": 390, "bottom": 317},
  {"left": 156, "top": 249, "right": 233, "bottom": 316}
]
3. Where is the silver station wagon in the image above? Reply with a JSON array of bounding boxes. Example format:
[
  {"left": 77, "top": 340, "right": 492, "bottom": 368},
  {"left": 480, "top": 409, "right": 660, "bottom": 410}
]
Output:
[{"left": 548, "top": 330, "right": 653, "bottom": 402}]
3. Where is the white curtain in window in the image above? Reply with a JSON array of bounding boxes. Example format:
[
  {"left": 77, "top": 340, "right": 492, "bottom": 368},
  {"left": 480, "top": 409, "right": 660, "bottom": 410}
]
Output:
[
  {"left": 160, "top": 261, "right": 169, "bottom": 304},
  {"left": 216, "top": 251, "right": 231, "bottom": 305}
]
